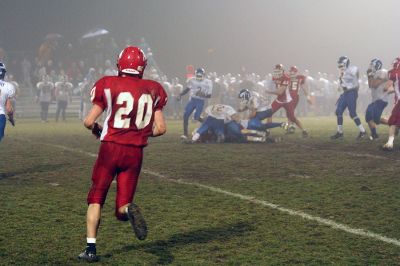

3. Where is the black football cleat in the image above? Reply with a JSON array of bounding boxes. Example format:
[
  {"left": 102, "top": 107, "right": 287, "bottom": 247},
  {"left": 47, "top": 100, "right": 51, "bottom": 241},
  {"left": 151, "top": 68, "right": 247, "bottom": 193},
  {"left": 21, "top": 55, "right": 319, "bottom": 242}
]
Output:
[
  {"left": 78, "top": 249, "right": 99, "bottom": 263},
  {"left": 127, "top": 203, "right": 148, "bottom": 241},
  {"left": 356, "top": 131, "right": 367, "bottom": 140},
  {"left": 381, "top": 144, "right": 394, "bottom": 151},
  {"left": 330, "top": 132, "right": 343, "bottom": 140}
]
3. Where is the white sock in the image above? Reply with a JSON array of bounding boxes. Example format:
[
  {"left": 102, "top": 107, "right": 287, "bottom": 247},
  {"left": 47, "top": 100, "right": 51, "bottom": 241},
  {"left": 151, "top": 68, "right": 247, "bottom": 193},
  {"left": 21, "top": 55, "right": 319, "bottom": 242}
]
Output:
[
  {"left": 87, "top": 238, "right": 96, "bottom": 244},
  {"left": 358, "top": 124, "right": 366, "bottom": 133},
  {"left": 337, "top": 125, "right": 343, "bottom": 133},
  {"left": 125, "top": 206, "right": 129, "bottom": 214},
  {"left": 388, "top": 136, "right": 395, "bottom": 146}
]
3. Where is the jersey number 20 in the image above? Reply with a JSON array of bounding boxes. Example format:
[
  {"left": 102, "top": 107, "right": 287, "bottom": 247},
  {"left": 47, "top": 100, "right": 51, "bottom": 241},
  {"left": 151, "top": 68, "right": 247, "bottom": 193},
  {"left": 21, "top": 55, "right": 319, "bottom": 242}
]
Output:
[{"left": 106, "top": 90, "right": 153, "bottom": 129}]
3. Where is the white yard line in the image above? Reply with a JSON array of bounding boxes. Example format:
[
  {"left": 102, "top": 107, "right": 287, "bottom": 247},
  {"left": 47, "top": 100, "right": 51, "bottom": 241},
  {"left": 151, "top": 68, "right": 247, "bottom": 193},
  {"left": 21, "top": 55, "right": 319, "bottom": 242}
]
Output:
[{"left": 37, "top": 141, "right": 400, "bottom": 248}]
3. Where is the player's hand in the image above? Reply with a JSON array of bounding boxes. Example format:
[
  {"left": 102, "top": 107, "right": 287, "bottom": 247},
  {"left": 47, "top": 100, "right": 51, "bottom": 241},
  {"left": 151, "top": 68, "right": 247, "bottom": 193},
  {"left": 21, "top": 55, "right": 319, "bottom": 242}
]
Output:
[
  {"left": 306, "top": 96, "right": 313, "bottom": 105},
  {"left": 91, "top": 122, "right": 102, "bottom": 139},
  {"left": 7, "top": 114, "right": 15, "bottom": 127}
]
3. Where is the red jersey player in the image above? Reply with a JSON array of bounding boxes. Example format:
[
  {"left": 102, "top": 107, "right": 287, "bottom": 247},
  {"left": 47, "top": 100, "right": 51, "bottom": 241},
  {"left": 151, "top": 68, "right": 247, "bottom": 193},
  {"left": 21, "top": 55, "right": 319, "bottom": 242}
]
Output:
[
  {"left": 287, "top": 66, "right": 312, "bottom": 133},
  {"left": 382, "top": 57, "right": 400, "bottom": 151},
  {"left": 78, "top": 46, "right": 167, "bottom": 262},
  {"left": 267, "top": 64, "right": 309, "bottom": 137}
]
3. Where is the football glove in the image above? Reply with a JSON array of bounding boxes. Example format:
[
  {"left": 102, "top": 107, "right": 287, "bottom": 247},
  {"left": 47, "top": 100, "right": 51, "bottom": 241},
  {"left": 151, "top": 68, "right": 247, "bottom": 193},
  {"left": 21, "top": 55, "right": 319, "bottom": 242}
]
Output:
[
  {"left": 7, "top": 113, "right": 15, "bottom": 127},
  {"left": 92, "top": 122, "right": 102, "bottom": 139}
]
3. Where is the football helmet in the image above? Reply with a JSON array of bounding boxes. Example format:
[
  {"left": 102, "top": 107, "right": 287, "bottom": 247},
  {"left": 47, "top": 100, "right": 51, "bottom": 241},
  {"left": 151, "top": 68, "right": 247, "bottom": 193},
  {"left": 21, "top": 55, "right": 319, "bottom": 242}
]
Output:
[
  {"left": 195, "top": 68, "right": 205, "bottom": 81},
  {"left": 289, "top": 66, "right": 298, "bottom": 78},
  {"left": 238, "top": 89, "right": 251, "bottom": 101},
  {"left": 0, "top": 61, "right": 6, "bottom": 80},
  {"left": 272, "top": 64, "right": 284, "bottom": 79},
  {"left": 117, "top": 46, "right": 147, "bottom": 77},
  {"left": 337, "top": 56, "right": 350, "bottom": 69},
  {"left": 392, "top": 57, "right": 400, "bottom": 70},
  {"left": 369, "top": 58, "right": 383, "bottom": 72}
]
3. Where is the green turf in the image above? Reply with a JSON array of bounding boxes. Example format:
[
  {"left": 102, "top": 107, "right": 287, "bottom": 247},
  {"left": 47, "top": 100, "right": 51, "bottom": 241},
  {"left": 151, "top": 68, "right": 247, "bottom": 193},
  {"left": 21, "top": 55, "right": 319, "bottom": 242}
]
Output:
[{"left": 1, "top": 118, "right": 400, "bottom": 265}]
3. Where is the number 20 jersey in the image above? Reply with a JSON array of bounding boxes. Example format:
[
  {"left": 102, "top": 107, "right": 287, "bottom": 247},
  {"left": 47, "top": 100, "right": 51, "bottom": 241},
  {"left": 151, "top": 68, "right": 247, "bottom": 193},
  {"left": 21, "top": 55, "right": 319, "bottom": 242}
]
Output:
[{"left": 91, "top": 76, "right": 168, "bottom": 147}]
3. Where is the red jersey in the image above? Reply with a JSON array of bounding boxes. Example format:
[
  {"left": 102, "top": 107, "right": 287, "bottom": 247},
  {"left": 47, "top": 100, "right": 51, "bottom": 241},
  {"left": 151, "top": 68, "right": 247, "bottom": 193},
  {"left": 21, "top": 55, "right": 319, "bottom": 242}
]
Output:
[
  {"left": 389, "top": 69, "right": 400, "bottom": 103},
  {"left": 289, "top": 75, "right": 306, "bottom": 97},
  {"left": 273, "top": 73, "right": 292, "bottom": 103},
  {"left": 91, "top": 75, "right": 168, "bottom": 147}
]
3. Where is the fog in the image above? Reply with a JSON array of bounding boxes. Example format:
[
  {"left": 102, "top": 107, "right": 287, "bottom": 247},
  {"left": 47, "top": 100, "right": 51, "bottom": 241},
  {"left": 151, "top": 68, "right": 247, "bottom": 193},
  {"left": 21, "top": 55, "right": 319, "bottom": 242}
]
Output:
[{"left": 1, "top": 0, "right": 399, "bottom": 76}]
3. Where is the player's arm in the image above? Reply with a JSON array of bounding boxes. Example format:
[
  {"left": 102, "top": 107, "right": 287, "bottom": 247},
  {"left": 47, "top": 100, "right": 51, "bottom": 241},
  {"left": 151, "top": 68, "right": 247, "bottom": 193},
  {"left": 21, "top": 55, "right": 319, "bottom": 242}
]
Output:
[
  {"left": 177, "top": 87, "right": 190, "bottom": 101},
  {"left": 248, "top": 108, "right": 257, "bottom": 119},
  {"left": 384, "top": 80, "right": 394, "bottom": 93},
  {"left": 151, "top": 110, "right": 166, "bottom": 137},
  {"left": 5, "top": 98, "right": 15, "bottom": 126},
  {"left": 83, "top": 104, "right": 104, "bottom": 138},
  {"left": 301, "top": 79, "right": 313, "bottom": 104},
  {"left": 267, "top": 84, "right": 287, "bottom": 95}
]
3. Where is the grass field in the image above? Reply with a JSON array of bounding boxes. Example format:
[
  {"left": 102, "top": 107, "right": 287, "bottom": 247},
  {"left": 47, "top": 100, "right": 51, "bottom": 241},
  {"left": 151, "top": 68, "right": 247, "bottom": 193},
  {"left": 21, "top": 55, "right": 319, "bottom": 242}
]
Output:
[{"left": 1, "top": 117, "right": 400, "bottom": 265}]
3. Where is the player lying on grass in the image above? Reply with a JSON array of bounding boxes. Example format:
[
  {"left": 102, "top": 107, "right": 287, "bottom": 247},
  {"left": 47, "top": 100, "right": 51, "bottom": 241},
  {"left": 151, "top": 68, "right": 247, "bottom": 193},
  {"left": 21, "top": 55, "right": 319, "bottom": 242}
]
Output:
[
  {"left": 189, "top": 104, "right": 284, "bottom": 143},
  {"left": 78, "top": 46, "right": 167, "bottom": 262}
]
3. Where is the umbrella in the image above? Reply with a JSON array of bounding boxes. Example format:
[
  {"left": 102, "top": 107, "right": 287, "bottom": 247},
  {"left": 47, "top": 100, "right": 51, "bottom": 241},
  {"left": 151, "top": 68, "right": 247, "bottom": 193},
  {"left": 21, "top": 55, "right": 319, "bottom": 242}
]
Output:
[
  {"left": 81, "top": 28, "right": 109, "bottom": 39},
  {"left": 45, "top": 33, "right": 63, "bottom": 40}
]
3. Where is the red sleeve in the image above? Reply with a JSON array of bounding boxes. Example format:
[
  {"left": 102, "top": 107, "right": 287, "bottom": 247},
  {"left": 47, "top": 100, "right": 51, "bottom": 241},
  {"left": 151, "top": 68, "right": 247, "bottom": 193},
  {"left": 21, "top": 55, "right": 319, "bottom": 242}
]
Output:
[
  {"left": 154, "top": 84, "right": 168, "bottom": 111},
  {"left": 90, "top": 78, "right": 107, "bottom": 110}
]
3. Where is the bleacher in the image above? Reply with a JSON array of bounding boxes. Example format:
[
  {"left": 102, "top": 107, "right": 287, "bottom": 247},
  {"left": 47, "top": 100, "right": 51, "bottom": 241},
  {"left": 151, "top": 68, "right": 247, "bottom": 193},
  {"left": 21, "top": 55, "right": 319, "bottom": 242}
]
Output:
[{"left": 15, "top": 93, "right": 82, "bottom": 119}]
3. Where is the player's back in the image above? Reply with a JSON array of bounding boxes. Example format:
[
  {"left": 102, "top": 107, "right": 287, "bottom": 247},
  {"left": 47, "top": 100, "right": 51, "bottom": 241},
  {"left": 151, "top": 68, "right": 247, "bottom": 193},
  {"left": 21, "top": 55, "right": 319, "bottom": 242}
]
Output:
[{"left": 91, "top": 75, "right": 167, "bottom": 147}]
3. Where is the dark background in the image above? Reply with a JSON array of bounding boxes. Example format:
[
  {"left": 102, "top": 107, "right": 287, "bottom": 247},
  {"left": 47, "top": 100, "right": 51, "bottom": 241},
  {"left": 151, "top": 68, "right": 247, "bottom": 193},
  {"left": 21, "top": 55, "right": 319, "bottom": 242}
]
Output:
[{"left": 1, "top": 0, "right": 399, "bottom": 77}]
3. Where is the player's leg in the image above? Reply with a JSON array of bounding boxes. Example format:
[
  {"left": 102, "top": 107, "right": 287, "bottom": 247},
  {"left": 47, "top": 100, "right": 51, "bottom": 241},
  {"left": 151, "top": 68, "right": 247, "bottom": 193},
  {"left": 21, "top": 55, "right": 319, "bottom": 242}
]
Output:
[
  {"left": 383, "top": 102, "right": 400, "bottom": 150},
  {"left": 192, "top": 117, "right": 212, "bottom": 142},
  {"left": 287, "top": 95, "right": 299, "bottom": 133},
  {"left": 225, "top": 121, "right": 246, "bottom": 142},
  {"left": 209, "top": 118, "right": 225, "bottom": 143},
  {"left": 331, "top": 94, "right": 346, "bottom": 139},
  {"left": 182, "top": 99, "right": 196, "bottom": 138},
  {"left": 365, "top": 102, "right": 376, "bottom": 138},
  {"left": 0, "top": 114, "right": 6, "bottom": 142},
  {"left": 115, "top": 146, "right": 147, "bottom": 240},
  {"left": 55, "top": 101, "right": 61, "bottom": 122},
  {"left": 347, "top": 90, "right": 366, "bottom": 139},
  {"left": 284, "top": 102, "right": 308, "bottom": 137},
  {"left": 193, "top": 98, "right": 205, "bottom": 122},
  {"left": 62, "top": 101, "right": 67, "bottom": 121},
  {"left": 79, "top": 142, "right": 117, "bottom": 262}
]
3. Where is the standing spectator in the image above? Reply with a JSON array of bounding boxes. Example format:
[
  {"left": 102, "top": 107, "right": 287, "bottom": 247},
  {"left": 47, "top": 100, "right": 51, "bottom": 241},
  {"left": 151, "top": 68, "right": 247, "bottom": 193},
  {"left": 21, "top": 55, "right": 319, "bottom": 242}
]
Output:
[
  {"left": 54, "top": 75, "right": 73, "bottom": 122},
  {"left": 36, "top": 75, "right": 54, "bottom": 122},
  {"left": 21, "top": 57, "right": 33, "bottom": 94}
]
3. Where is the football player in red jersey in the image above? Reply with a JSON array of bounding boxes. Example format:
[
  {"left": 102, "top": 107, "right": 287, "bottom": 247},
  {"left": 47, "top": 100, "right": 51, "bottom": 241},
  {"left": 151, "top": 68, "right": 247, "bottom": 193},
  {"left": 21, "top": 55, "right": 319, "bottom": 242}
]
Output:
[
  {"left": 267, "top": 64, "right": 309, "bottom": 137},
  {"left": 287, "top": 66, "right": 312, "bottom": 135},
  {"left": 78, "top": 46, "right": 167, "bottom": 262},
  {"left": 382, "top": 57, "right": 400, "bottom": 151}
]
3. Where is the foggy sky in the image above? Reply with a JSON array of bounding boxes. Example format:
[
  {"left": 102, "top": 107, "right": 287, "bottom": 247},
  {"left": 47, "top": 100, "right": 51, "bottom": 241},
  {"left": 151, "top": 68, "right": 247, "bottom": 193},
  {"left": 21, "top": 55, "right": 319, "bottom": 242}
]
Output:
[{"left": 1, "top": 0, "right": 399, "bottom": 77}]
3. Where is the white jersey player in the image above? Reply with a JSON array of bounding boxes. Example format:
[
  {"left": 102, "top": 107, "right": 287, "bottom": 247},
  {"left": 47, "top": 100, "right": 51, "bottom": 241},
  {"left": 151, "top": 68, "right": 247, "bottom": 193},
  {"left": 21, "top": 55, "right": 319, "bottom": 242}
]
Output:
[
  {"left": 0, "top": 62, "right": 16, "bottom": 141},
  {"left": 365, "top": 59, "right": 390, "bottom": 140},
  {"left": 178, "top": 68, "right": 213, "bottom": 138}
]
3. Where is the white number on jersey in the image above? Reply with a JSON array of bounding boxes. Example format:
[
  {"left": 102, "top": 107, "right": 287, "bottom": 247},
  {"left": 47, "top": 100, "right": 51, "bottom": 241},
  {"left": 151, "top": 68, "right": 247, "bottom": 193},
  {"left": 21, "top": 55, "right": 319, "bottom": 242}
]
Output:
[{"left": 105, "top": 90, "right": 153, "bottom": 129}]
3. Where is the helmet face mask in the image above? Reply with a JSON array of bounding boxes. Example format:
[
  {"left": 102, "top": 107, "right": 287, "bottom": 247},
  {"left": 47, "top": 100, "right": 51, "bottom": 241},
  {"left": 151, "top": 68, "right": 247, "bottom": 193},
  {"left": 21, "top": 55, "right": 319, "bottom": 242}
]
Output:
[
  {"left": 337, "top": 56, "right": 349, "bottom": 71},
  {"left": 117, "top": 46, "right": 147, "bottom": 77},
  {"left": 195, "top": 68, "right": 205, "bottom": 81},
  {"left": 238, "top": 89, "right": 251, "bottom": 102},
  {"left": 0, "top": 62, "right": 6, "bottom": 80},
  {"left": 392, "top": 57, "right": 400, "bottom": 70},
  {"left": 272, "top": 64, "right": 284, "bottom": 80},
  {"left": 289, "top": 66, "right": 298, "bottom": 78},
  {"left": 369, "top": 58, "right": 383, "bottom": 73}
]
